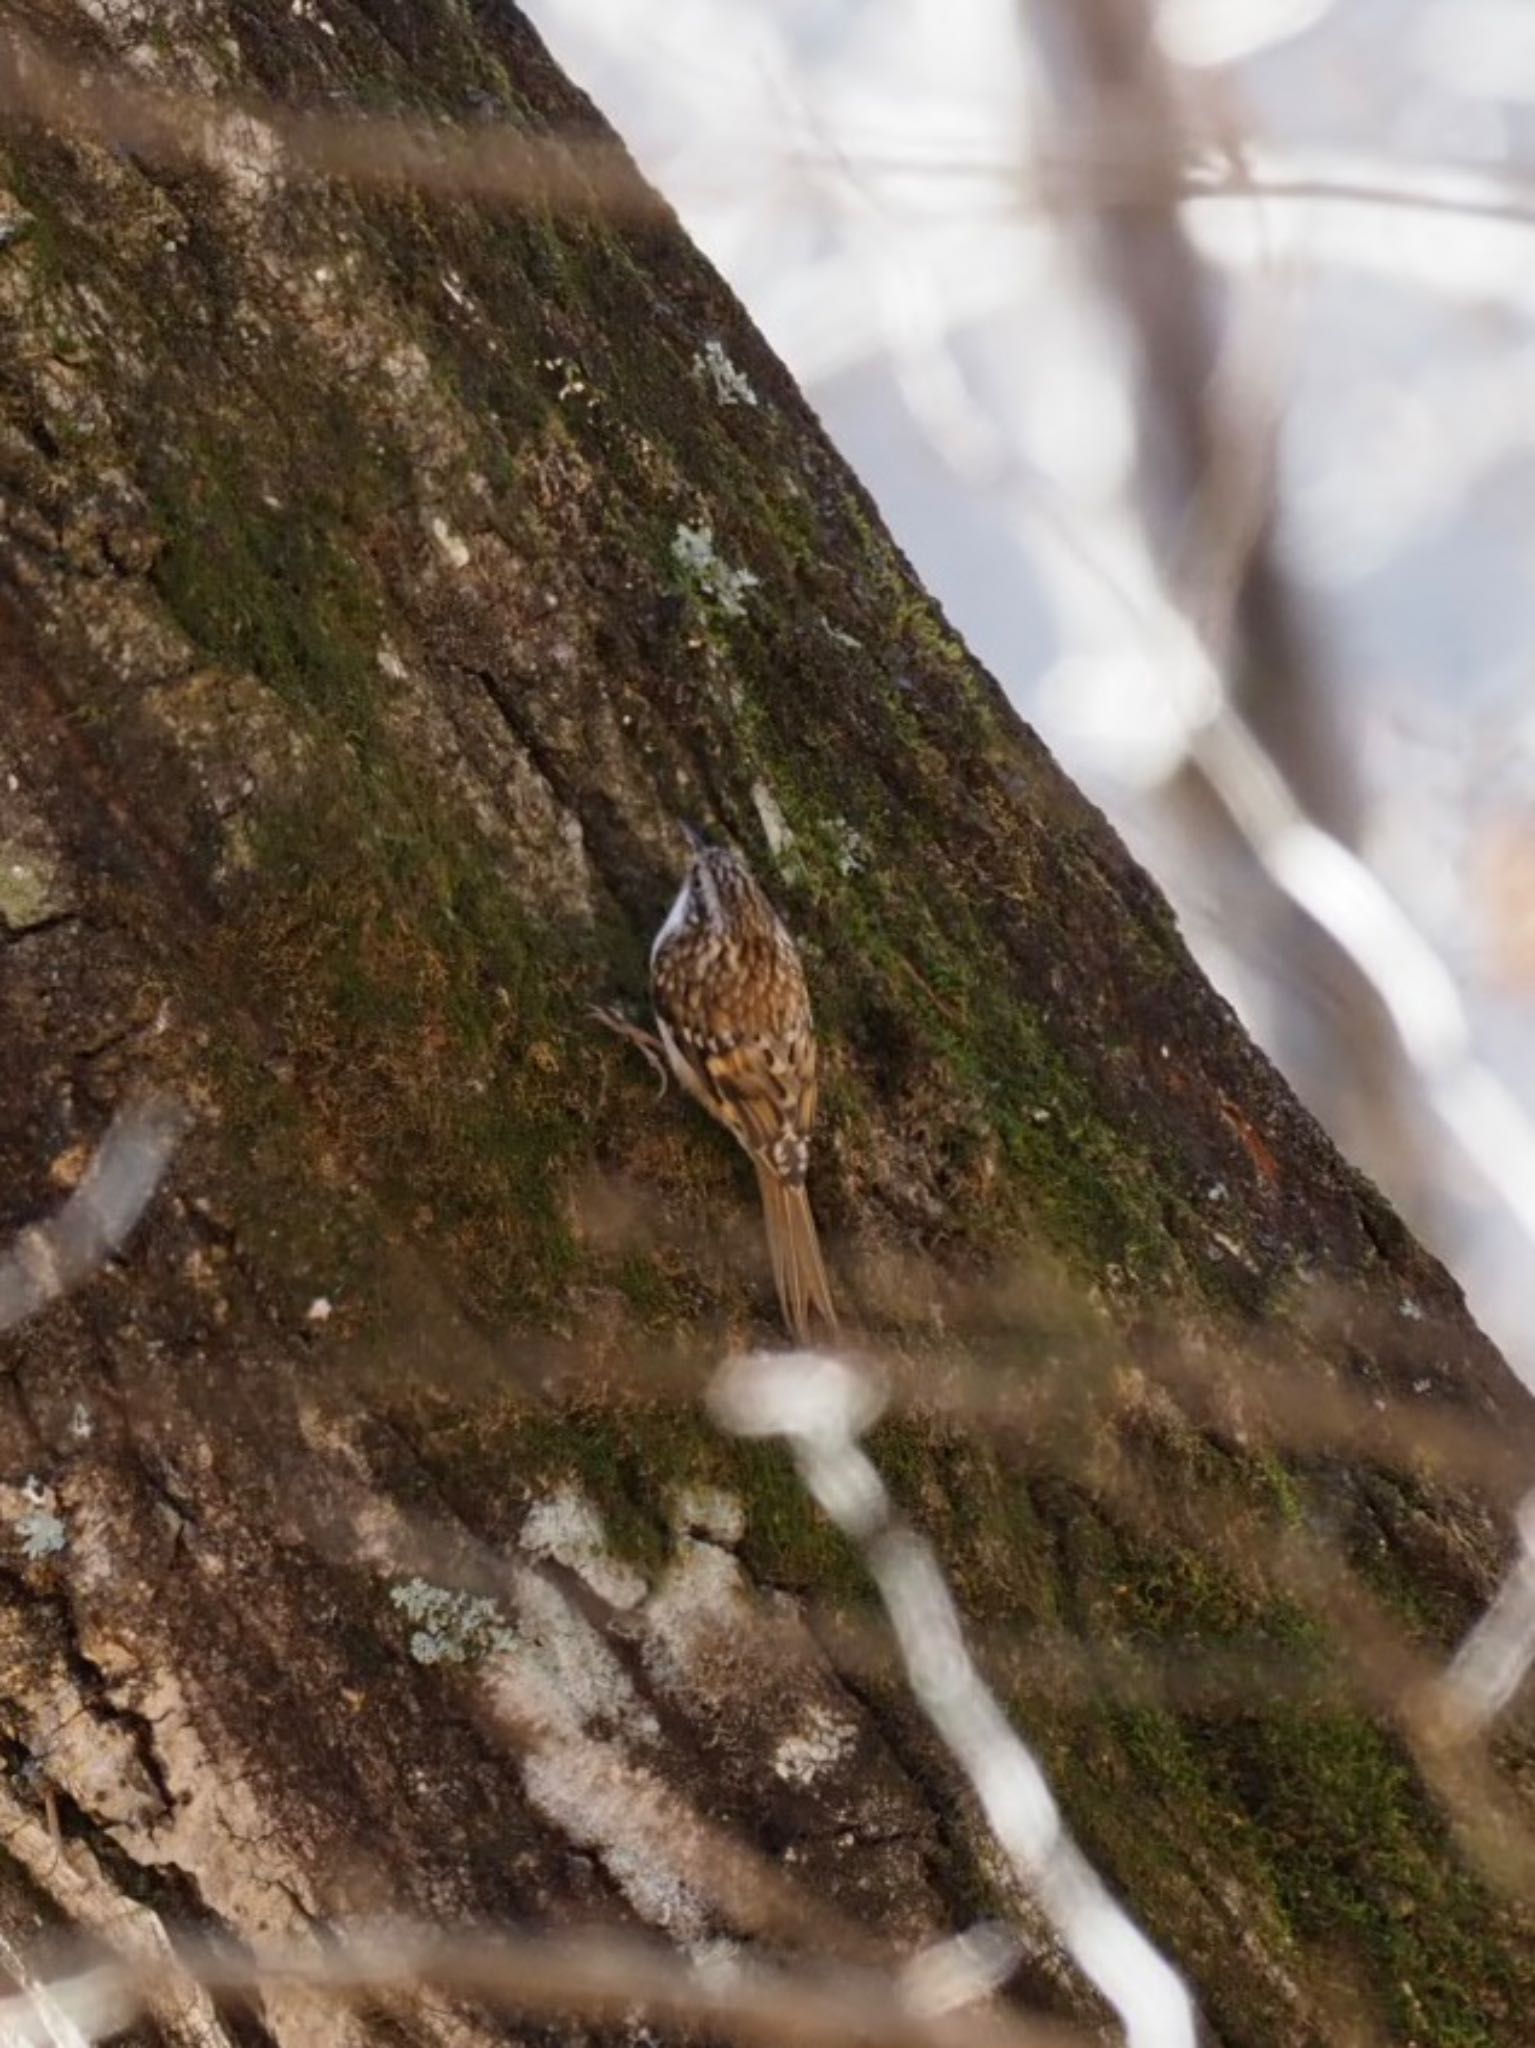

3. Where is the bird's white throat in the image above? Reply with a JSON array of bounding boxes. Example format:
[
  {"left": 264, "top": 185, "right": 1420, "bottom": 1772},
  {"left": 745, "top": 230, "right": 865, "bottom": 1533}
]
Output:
[{"left": 652, "top": 872, "right": 693, "bottom": 961}]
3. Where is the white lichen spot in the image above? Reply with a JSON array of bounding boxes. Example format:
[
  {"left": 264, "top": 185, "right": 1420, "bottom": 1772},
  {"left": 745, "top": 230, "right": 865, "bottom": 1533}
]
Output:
[
  {"left": 1399, "top": 1295, "right": 1425, "bottom": 1321},
  {"left": 68, "top": 1403, "right": 93, "bottom": 1443},
  {"left": 1206, "top": 1181, "right": 1229, "bottom": 1203},
  {"left": 76, "top": 0, "right": 151, "bottom": 36},
  {"left": 692, "top": 339, "right": 759, "bottom": 409},
  {"left": 429, "top": 516, "right": 471, "bottom": 570},
  {"left": 305, "top": 1296, "right": 333, "bottom": 1323},
  {"left": 376, "top": 639, "right": 407, "bottom": 681},
  {"left": 830, "top": 817, "right": 870, "bottom": 876},
  {"left": 772, "top": 1703, "right": 857, "bottom": 1787},
  {"left": 520, "top": 1743, "right": 710, "bottom": 1944},
  {"left": 211, "top": 112, "right": 283, "bottom": 202},
  {"left": 750, "top": 780, "right": 794, "bottom": 860},
  {"left": 642, "top": 1537, "right": 752, "bottom": 1694},
  {"left": 669, "top": 1486, "right": 745, "bottom": 1547},
  {"left": 541, "top": 355, "right": 601, "bottom": 410},
  {"left": 441, "top": 271, "right": 471, "bottom": 309},
  {"left": 822, "top": 618, "right": 863, "bottom": 653},
  {"left": 1210, "top": 1230, "right": 1259, "bottom": 1271},
  {"left": 672, "top": 523, "right": 759, "bottom": 618},
  {"left": 381, "top": 339, "right": 435, "bottom": 405},
  {"left": 520, "top": 1484, "right": 647, "bottom": 1610},
  {"left": 491, "top": 1563, "right": 658, "bottom": 1741}
]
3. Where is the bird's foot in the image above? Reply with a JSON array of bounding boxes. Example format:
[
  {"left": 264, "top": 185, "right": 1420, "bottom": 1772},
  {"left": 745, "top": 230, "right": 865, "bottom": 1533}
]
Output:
[{"left": 589, "top": 1005, "right": 670, "bottom": 1098}]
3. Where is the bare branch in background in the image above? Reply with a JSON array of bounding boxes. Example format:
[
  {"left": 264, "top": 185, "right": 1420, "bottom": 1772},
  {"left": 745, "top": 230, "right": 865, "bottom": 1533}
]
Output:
[
  {"left": 1019, "top": 0, "right": 1432, "bottom": 1224},
  {"left": 1005, "top": 0, "right": 1535, "bottom": 1752}
]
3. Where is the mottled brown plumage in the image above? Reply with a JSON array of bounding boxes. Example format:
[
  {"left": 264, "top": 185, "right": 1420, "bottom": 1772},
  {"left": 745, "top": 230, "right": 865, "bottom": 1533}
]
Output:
[{"left": 596, "top": 825, "right": 837, "bottom": 1342}]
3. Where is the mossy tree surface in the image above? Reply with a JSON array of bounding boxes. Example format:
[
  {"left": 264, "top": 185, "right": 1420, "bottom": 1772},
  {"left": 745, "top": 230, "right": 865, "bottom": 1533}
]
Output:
[{"left": 2, "top": 5, "right": 1534, "bottom": 2043}]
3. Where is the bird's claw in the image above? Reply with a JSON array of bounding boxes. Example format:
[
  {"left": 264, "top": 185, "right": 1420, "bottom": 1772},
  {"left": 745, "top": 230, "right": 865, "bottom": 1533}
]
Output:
[{"left": 589, "top": 1004, "right": 670, "bottom": 1098}]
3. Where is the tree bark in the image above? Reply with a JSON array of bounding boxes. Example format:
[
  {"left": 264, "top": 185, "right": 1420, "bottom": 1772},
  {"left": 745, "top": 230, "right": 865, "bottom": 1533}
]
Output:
[{"left": 1, "top": 6, "right": 1532, "bottom": 2045}]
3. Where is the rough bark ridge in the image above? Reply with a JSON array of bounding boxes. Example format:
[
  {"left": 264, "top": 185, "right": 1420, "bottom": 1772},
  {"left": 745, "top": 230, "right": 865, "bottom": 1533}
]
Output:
[{"left": 2, "top": 5, "right": 1534, "bottom": 2044}]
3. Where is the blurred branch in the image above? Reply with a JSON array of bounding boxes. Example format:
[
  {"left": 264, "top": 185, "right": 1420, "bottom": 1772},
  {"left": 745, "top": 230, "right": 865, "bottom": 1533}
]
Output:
[
  {"left": 0, "top": 26, "right": 664, "bottom": 217},
  {"left": 1440, "top": 1494, "right": 1535, "bottom": 1736},
  {"left": 713, "top": 1351, "right": 1200, "bottom": 2048},
  {"left": 1177, "top": 161, "right": 1535, "bottom": 229},
  {"left": 1090, "top": 1411, "right": 1535, "bottom": 1904},
  {"left": 1007, "top": 5, "right": 1535, "bottom": 1763},
  {"left": 10, "top": 26, "right": 1535, "bottom": 239},
  {"left": 1019, "top": 0, "right": 1435, "bottom": 1225},
  {"left": 0, "top": 1927, "right": 1083, "bottom": 2048},
  {"left": 0, "top": 1093, "right": 190, "bottom": 1333}
]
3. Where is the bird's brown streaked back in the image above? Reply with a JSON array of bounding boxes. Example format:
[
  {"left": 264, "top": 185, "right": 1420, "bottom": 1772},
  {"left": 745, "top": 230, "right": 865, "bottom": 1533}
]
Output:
[{"left": 609, "top": 827, "right": 838, "bottom": 1342}]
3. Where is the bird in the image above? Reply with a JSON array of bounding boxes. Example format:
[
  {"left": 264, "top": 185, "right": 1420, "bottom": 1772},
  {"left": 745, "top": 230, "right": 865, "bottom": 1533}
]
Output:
[{"left": 594, "top": 822, "right": 838, "bottom": 1343}]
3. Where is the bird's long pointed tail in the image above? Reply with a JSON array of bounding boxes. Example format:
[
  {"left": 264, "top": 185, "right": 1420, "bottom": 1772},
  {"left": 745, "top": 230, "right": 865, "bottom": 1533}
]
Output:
[{"left": 754, "top": 1164, "right": 838, "bottom": 1343}]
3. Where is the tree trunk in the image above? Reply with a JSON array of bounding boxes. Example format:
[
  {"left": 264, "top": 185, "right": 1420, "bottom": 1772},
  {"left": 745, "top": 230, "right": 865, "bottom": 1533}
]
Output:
[{"left": 1, "top": 7, "right": 1532, "bottom": 2045}]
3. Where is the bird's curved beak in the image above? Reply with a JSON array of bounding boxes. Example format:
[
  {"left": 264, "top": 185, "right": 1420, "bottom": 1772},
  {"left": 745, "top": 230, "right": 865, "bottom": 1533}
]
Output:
[{"left": 678, "top": 818, "right": 709, "bottom": 855}]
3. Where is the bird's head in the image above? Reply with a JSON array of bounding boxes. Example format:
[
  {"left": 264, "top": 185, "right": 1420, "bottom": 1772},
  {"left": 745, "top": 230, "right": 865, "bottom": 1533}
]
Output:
[{"left": 655, "top": 821, "right": 768, "bottom": 952}]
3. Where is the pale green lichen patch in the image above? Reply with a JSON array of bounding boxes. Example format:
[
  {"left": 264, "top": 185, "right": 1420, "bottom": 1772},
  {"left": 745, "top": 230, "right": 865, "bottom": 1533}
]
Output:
[
  {"left": 1, "top": 1479, "right": 68, "bottom": 1561},
  {"left": 671, "top": 521, "right": 760, "bottom": 616},
  {"left": 692, "top": 338, "right": 760, "bottom": 409},
  {"left": 0, "top": 830, "right": 71, "bottom": 931},
  {"left": 389, "top": 1577, "right": 516, "bottom": 1666},
  {"left": 17, "top": 1509, "right": 67, "bottom": 1560}
]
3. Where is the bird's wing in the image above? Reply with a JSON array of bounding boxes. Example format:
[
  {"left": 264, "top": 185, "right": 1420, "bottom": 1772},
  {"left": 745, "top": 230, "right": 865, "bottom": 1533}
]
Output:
[{"left": 694, "top": 1031, "right": 817, "bottom": 1185}]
